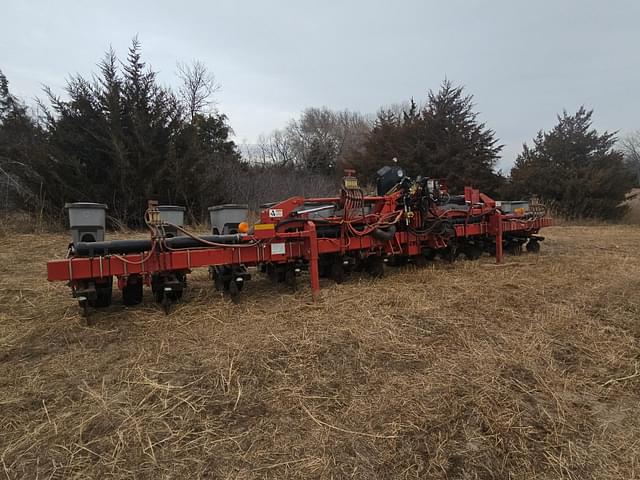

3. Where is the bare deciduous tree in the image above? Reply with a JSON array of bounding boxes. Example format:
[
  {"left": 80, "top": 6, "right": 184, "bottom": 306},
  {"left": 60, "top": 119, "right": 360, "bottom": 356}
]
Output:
[
  {"left": 177, "top": 60, "right": 220, "bottom": 121},
  {"left": 255, "top": 107, "right": 371, "bottom": 174},
  {"left": 254, "top": 130, "right": 295, "bottom": 166},
  {"left": 621, "top": 131, "right": 640, "bottom": 185},
  {"left": 288, "top": 107, "right": 371, "bottom": 172}
]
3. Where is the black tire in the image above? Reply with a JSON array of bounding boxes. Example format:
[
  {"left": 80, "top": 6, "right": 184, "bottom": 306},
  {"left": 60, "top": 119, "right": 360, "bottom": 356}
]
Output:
[
  {"left": 413, "top": 255, "right": 427, "bottom": 268},
  {"left": 462, "top": 245, "right": 482, "bottom": 261},
  {"left": 388, "top": 256, "right": 409, "bottom": 267},
  {"left": 330, "top": 262, "right": 345, "bottom": 284},
  {"left": 319, "top": 263, "right": 331, "bottom": 278},
  {"left": 222, "top": 278, "right": 244, "bottom": 293},
  {"left": 151, "top": 275, "right": 164, "bottom": 303},
  {"left": 267, "top": 264, "right": 286, "bottom": 283},
  {"left": 213, "top": 268, "right": 224, "bottom": 291},
  {"left": 506, "top": 242, "right": 523, "bottom": 256},
  {"left": 284, "top": 268, "right": 297, "bottom": 291},
  {"left": 526, "top": 240, "right": 541, "bottom": 253},
  {"left": 441, "top": 246, "right": 458, "bottom": 263},
  {"left": 423, "top": 249, "right": 436, "bottom": 261},
  {"left": 174, "top": 274, "right": 186, "bottom": 299},
  {"left": 123, "top": 276, "right": 144, "bottom": 306},
  {"left": 225, "top": 280, "right": 242, "bottom": 304},
  {"left": 172, "top": 289, "right": 184, "bottom": 300},
  {"left": 153, "top": 288, "right": 164, "bottom": 303},
  {"left": 89, "top": 277, "right": 113, "bottom": 308},
  {"left": 366, "top": 257, "right": 384, "bottom": 278}
]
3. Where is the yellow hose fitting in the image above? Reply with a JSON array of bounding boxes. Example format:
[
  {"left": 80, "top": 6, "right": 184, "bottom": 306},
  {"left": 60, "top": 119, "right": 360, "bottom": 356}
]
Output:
[{"left": 147, "top": 200, "right": 160, "bottom": 225}]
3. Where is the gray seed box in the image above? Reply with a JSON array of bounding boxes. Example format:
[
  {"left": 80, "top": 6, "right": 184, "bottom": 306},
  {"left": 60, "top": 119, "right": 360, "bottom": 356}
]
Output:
[
  {"left": 157, "top": 205, "right": 186, "bottom": 226},
  {"left": 498, "top": 201, "right": 530, "bottom": 213},
  {"left": 208, "top": 204, "right": 249, "bottom": 234},
  {"left": 65, "top": 202, "right": 107, "bottom": 243}
]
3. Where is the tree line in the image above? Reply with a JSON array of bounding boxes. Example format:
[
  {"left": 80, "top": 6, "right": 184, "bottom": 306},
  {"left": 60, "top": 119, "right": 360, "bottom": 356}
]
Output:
[{"left": 1, "top": 39, "right": 638, "bottom": 226}]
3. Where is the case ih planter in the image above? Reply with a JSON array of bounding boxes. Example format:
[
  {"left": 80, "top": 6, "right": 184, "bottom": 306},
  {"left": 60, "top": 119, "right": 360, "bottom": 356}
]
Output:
[{"left": 47, "top": 168, "right": 552, "bottom": 320}]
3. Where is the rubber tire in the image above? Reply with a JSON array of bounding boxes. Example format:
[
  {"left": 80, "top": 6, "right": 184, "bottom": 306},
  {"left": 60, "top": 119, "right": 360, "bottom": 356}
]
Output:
[
  {"left": 413, "top": 255, "right": 427, "bottom": 268},
  {"left": 91, "top": 288, "right": 112, "bottom": 308},
  {"left": 223, "top": 279, "right": 244, "bottom": 293},
  {"left": 366, "top": 257, "right": 384, "bottom": 278},
  {"left": 423, "top": 249, "right": 436, "bottom": 261},
  {"left": 153, "top": 288, "right": 163, "bottom": 303},
  {"left": 506, "top": 243, "right": 523, "bottom": 256},
  {"left": 526, "top": 240, "right": 541, "bottom": 253},
  {"left": 213, "top": 269, "right": 224, "bottom": 291},
  {"left": 123, "top": 278, "right": 144, "bottom": 306},
  {"left": 90, "top": 277, "right": 113, "bottom": 308},
  {"left": 442, "top": 247, "right": 458, "bottom": 263},
  {"left": 267, "top": 265, "right": 286, "bottom": 283},
  {"left": 462, "top": 245, "right": 482, "bottom": 261},
  {"left": 330, "top": 262, "right": 345, "bottom": 284},
  {"left": 285, "top": 268, "right": 297, "bottom": 292}
]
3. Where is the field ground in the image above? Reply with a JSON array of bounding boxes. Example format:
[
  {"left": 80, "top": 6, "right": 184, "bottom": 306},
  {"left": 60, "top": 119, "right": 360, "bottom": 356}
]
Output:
[{"left": 1, "top": 226, "right": 639, "bottom": 479}]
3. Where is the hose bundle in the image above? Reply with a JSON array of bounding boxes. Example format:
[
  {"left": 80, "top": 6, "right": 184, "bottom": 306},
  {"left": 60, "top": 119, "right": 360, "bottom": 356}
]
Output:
[{"left": 341, "top": 187, "right": 403, "bottom": 238}]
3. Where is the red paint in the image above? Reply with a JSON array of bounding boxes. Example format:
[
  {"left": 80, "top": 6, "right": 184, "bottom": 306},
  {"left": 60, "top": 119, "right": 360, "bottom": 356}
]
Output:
[{"left": 47, "top": 190, "right": 553, "bottom": 301}]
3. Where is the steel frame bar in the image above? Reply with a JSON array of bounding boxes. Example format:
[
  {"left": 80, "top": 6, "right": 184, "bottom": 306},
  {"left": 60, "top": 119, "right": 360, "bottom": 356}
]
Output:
[{"left": 48, "top": 213, "right": 552, "bottom": 301}]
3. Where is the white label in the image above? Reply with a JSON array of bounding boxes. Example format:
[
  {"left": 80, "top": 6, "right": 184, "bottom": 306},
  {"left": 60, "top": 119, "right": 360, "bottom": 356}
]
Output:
[
  {"left": 269, "top": 208, "right": 283, "bottom": 218},
  {"left": 270, "top": 243, "right": 286, "bottom": 255}
]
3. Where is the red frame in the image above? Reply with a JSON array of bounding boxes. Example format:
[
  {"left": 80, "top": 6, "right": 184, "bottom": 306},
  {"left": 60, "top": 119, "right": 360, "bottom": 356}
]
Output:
[{"left": 47, "top": 188, "right": 552, "bottom": 300}]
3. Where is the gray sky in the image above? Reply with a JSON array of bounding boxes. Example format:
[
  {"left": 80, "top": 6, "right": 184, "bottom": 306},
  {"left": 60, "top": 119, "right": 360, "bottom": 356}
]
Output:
[{"left": 2, "top": 0, "right": 639, "bottom": 171}]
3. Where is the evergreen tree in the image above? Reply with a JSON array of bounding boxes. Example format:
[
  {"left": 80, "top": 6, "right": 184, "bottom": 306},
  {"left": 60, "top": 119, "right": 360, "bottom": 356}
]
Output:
[
  {"left": 0, "top": 71, "right": 20, "bottom": 121},
  {"left": 509, "top": 107, "right": 635, "bottom": 219},
  {"left": 0, "top": 70, "right": 59, "bottom": 214},
  {"left": 303, "top": 137, "right": 335, "bottom": 174},
  {"left": 170, "top": 113, "right": 240, "bottom": 221},
  {"left": 36, "top": 38, "right": 239, "bottom": 225},
  {"left": 349, "top": 81, "right": 504, "bottom": 194}
]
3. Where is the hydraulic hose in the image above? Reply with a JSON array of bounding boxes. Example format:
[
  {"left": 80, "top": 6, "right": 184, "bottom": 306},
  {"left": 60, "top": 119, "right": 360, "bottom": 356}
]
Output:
[
  {"left": 371, "top": 225, "right": 397, "bottom": 241},
  {"left": 73, "top": 234, "right": 246, "bottom": 257}
]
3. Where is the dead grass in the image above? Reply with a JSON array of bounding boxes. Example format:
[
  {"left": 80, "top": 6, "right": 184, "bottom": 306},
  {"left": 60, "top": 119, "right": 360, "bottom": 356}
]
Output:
[{"left": 1, "top": 226, "right": 639, "bottom": 479}]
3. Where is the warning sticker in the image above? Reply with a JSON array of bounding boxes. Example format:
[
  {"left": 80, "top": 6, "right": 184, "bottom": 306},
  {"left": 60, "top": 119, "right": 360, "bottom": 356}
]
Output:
[
  {"left": 270, "top": 243, "right": 286, "bottom": 255},
  {"left": 268, "top": 208, "right": 283, "bottom": 218}
]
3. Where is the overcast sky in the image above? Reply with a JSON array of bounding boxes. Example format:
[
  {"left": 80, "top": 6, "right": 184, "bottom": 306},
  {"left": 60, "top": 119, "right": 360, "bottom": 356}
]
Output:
[{"left": 2, "top": 0, "right": 639, "bottom": 171}]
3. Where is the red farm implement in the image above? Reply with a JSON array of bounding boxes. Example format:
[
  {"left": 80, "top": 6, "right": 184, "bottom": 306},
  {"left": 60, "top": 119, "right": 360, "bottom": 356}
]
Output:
[{"left": 47, "top": 167, "right": 552, "bottom": 319}]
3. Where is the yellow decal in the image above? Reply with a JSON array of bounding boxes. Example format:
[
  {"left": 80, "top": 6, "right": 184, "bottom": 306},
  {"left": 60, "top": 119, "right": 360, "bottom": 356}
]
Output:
[{"left": 254, "top": 223, "right": 275, "bottom": 231}]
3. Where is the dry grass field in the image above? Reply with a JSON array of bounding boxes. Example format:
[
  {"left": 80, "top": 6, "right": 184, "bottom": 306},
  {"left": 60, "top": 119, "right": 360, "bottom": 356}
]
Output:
[{"left": 1, "top": 225, "right": 639, "bottom": 479}]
